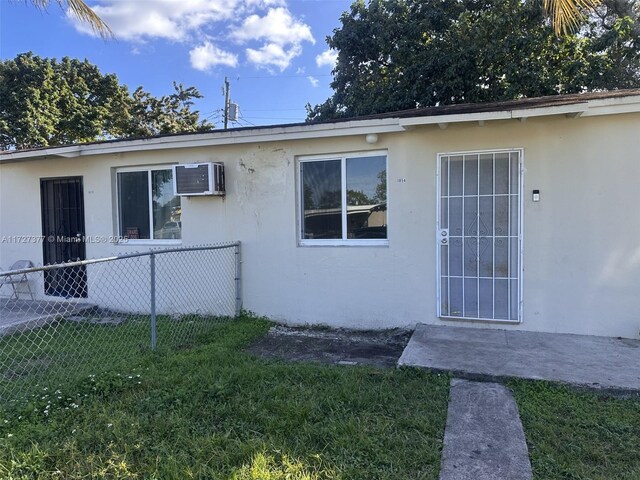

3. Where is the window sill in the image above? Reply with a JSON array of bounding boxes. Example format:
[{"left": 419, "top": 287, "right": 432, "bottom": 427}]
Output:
[
  {"left": 299, "top": 239, "right": 389, "bottom": 247},
  {"left": 116, "top": 239, "right": 182, "bottom": 246}
]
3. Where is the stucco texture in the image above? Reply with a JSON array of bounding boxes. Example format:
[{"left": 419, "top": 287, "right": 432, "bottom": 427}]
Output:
[{"left": 1, "top": 112, "right": 639, "bottom": 338}]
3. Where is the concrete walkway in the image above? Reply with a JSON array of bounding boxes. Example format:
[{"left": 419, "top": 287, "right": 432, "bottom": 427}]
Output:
[
  {"left": 399, "top": 324, "right": 640, "bottom": 393},
  {"left": 439, "top": 379, "right": 532, "bottom": 480},
  {"left": 0, "top": 299, "right": 93, "bottom": 336}
]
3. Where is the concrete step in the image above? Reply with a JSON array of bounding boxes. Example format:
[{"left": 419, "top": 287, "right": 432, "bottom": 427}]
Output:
[{"left": 399, "top": 324, "right": 640, "bottom": 394}]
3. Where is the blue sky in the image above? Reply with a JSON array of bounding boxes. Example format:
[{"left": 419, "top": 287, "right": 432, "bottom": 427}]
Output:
[{"left": 0, "top": 0, "right": 351, "bottom": 127}]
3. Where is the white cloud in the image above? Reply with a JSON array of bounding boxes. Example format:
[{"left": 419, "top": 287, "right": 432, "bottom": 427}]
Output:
[
  {"left": 246, "top": 43, "right": 302, "bottom": 71},
  {"left": 316, "top": 49, "right": 338, "bottom": 68},
  {"left": 68, "top": 0, "right": 290, "bottom": 42},
  {"left": 69, "top": 0, "right": 228, "bottom": 41},
  {"left": 235, "top": 7, "right": 314, "bottom": 70},
  {"left": 190, "top": 42, "right": 238, "bottom": 70},
  {"left": 69, "top": 0, "right": 314, "bottom": 72},
  {"left": 232, "top": 7, "right": 314, "bottom": 46},
  {"left": 244, "top": 0, "right": 286, "bottom": 7},
  {"left": 307, "top": 76, "right": 319, "bottom": 87}
]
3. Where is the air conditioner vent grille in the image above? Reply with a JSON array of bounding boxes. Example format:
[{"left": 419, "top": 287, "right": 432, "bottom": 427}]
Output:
[{"left": 173, "top": 162, "right": 225, "bottom": 196}]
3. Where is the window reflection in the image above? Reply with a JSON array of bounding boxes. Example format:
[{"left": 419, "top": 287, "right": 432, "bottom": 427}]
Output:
[
  {"left": 301, "top": 155, "right": 387, "bottom": 241},
  {"left": 152, "top": 170, "right": 182, "bottom": 239},
  {"left": 117, "top": 168, "right": 181, "bottom": 240},
  {"left": 118, "top": 171, "right": 150, "bottom": 239},
  {"left": 346, "top": 156, "right": 386, "bottom": 239},
  {"left": 302, "top": 160, "right": 342, "bottom": 239}
]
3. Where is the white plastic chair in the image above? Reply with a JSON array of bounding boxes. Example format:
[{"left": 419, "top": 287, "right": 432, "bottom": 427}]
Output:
[{"left": 0, "top": 260, "right": 35, "bottom": 300}]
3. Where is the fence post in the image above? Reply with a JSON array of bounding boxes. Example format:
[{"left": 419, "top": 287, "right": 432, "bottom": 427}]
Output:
[
  {"left": 234, "top": 242, "right": 242, "bottom": 316},
  {"left": 150, "top": 253, "right": 157, "bottom": 350}
]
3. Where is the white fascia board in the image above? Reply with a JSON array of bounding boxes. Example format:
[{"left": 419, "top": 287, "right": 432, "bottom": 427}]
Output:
[
  {"left": 3, "top": 95, "right": 639, "bottom": 164},
  {"left": 86, "top": 121, "right": 405, "bottom": 155},
  {"left": 580, "top": 101, "right": 640, "bottom": 117},
  {"left": 0, "top": 119, "right": 404, "bottom": 163},
  {"left": 398, "top": 97, "right": 640, "bottom": 127},
  {"left": 584, "top": 94, "right": 640, "bottom": 108},
  {"left": 399, "top": 104, "right": 589, "bottom": 127},
  {"left": 510, "top": 103, "right": 588, "bottom": 119},
  {"left": 512, "top": 97, "right": 640, "bottom": 118},
  {"left": 399, "top": 110, "right": 512, "bottom": 127}
]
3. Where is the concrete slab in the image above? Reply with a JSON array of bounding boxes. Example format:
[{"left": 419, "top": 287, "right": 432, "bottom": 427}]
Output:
[
  {"left": 439, "top": 379, "right": 532, "bottom": 480},
  {"left": 399, "top": 324, "right": 640, "bottom": 393},
  {"left": 0, "top": 299, "right": 93, "bottom": 335}
]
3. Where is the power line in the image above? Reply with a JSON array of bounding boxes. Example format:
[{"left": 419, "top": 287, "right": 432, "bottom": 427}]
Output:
[
  {"left": 234, "top": 74, "right": 332, "bottom": 80},
  {"left": 205, "top": 110, "right": 223, "bottom": 120},
  {"left": 241, "top": 116, "right": 305, "bottom": 120},
  {"left": 238, "top": 116, "right": 257, "bottom": 127},
  {"left": 241, "top": 108, "right": 307, "bottom": 112}
]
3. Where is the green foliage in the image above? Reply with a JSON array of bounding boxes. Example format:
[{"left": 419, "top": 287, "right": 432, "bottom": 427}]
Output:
[
  {"left": 0, "top": 53, "right": 213, "bottom": 150},
  {"left": 127, "top": 82, "right": 210, "bottom": 138},
  {"left": 374, "top": 170, "right": 386, "bottom": 203},
  {"left": 510, "top": 379, "right": 640, "bottom": 479},
  {"left": 307, "top": 0, "right": 640, "bottom": 120},
  {"left": 0, "top": 317, "right": 450, "bottom": 479},
  {"left": 346, "top": 189, "right": 372, "bottom": 205}
]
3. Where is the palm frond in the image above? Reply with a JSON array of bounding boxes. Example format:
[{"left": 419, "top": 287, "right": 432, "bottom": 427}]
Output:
[
  {"left": 543, "top": 0, "right": 601, "bottom": 35},
  {"left": 30, "top": 0, "right": 113, "bottom": 38}
]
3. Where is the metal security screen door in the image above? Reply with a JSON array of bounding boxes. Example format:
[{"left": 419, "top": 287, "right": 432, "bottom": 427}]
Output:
[
  {"left": 437, "top": 150, "right": 522, "bottom": 322},
  {"left": 41, "top": 177, "right": 88, "bottom": 298}
]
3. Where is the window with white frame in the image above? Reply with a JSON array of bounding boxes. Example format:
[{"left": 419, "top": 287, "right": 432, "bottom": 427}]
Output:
[
  {"left": 299, "top": 152, "right": 388, "bottom": 245},
  {"left": 117, "top": 167, "right": 182, "bottom": 241}
]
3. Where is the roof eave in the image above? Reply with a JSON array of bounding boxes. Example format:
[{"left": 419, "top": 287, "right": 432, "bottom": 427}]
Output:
[
  {"left": 0, "top": 118, "right": 405, "bottom": 164},
  {"left": 1, "top": 94, "right": 639, "bottom": 164}
]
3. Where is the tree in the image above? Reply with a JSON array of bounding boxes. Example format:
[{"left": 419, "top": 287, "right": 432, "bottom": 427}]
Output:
[
  {"left": 127, "top": 83, "right": 211, "bottom": 138},
  {"left": 0, "top": 53, "right": 212, "bottom": 150},
  {"left": 0, "top": 53, "right": 129, "bottom": 149},
  {"left": 347, "top": 189, "right": 373, "bottom": 205},
  {"left": 306, "top": 0, "right": 640, "bottom": 121},
  {"left": 20, "top": 0, "right": 613, "bottom": 46},
  {"left": 28, "top": 0, "right": 111, "bottom": 38},
  {"left": 373, "top": 170, "right": 386, "bottom": 204}
]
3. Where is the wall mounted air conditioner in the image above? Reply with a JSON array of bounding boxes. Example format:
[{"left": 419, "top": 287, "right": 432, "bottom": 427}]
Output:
[{"left": 173, "top": 162, "right": 225, "bottom": 196}]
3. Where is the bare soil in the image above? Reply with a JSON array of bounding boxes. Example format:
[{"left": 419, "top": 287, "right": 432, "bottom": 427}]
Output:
[{"left": 246, "top": 324, "right": 412, "bottom": 368}]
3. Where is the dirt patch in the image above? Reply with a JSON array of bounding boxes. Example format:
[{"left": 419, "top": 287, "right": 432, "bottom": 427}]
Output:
[{"left": 247, "top": 325, "right": 413, "bottom": 368}]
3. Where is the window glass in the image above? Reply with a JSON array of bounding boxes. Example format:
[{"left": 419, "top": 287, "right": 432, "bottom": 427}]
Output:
[
  {"left": 300, "top": 154, "right": 388, "bottom": 243},
  {"left": 301, "top": 160, "right": 342, "bottom": 239},
  {"left": 118, "top": 171, "right": 150, "bottom": 239},
  {"left": 117, "top": 168, "right": 180, "bottom": 241},
  {"left": 152, "top": 170, "right": 182, "bottom": 239},
  {"left": 346, "top": 155, "right": 387, "bottom": 239}
]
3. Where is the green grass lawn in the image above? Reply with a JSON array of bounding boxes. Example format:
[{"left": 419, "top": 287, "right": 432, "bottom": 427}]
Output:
[
  {"left": 0, "top": 316, "right": 450, "bottom": 479},
  {"left": 0, "top": 314, "right": 231, "bottom": 402},
  {"left": 510, "top": 380, "right": 640, "bottom": 480},
  {"left": 3, "top": 315, "right": 640, "bottom": 479}
]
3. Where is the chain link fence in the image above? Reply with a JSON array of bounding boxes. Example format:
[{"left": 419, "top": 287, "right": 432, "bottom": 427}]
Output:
[{"left": 0, "top": 243, "right": 240, "bottom": 404}]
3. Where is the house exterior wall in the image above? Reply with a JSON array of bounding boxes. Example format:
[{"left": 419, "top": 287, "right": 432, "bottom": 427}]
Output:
[{"left": 1, "top": 112, "right": 639, "bottom": 338}]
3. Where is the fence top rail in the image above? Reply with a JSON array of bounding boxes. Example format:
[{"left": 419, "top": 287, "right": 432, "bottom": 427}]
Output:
[{"left": 0, "top": 242, "right": 241, "bottom": 277}]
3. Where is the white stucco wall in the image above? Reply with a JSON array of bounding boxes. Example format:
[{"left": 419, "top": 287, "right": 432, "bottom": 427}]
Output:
[{"left": 1, "top": 112, "right": 639, "bottom": 338}]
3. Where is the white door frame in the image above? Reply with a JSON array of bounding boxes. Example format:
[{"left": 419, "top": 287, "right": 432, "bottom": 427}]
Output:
[{"left": 435, "top": 148, "right": 524, "bottom": 323}]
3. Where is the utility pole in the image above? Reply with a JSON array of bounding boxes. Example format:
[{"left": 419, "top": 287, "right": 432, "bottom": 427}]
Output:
[{"left": 223, "top": 76, "right": 230, "bottom": 129}]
